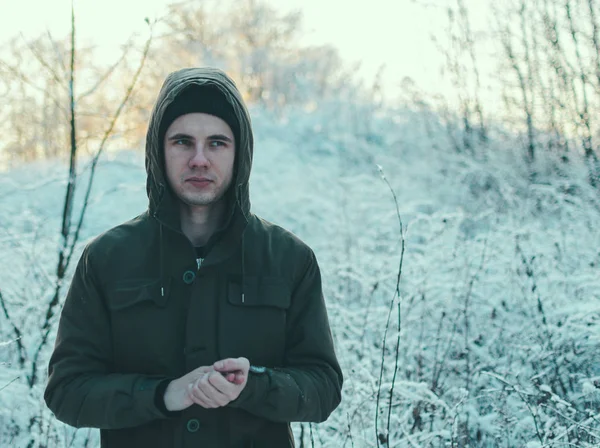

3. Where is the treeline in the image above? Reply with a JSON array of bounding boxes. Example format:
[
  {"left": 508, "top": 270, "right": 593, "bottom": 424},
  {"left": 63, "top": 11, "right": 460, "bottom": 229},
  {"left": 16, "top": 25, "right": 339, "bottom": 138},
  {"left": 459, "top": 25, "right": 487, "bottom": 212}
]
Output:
[
  {"left": 3, "top": 0, "right": 600, "bottom": 190},
  {"left": 497, "top": 0, "right": 600, "bottom": 186},
  {"left": 409, "top": 0, "right": 600, "bottom": 188},
  {"left": 0, "top": 0, "right": 351, "bottom": 165}
]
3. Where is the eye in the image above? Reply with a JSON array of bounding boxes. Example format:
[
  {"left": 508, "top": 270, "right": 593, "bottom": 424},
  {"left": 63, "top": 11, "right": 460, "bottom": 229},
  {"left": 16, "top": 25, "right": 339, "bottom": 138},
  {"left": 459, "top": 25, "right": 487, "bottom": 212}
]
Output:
[
  {"left": 175, "top": 138, "right": 192, "bottom": 146},
  {"left": 209, "top": 140, "right": 227, "bottom": 148}
]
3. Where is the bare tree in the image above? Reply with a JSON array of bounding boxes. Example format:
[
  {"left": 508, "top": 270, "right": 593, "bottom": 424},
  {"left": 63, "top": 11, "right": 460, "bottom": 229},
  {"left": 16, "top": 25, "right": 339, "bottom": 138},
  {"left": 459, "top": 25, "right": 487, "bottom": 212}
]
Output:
[
  {"left": 0, "top": 2, "right": 154, "bottom": 394},
  {"left": 566, "top": 0, "right": 600, "bottom": 187},
  {"left": 497, "top": 1, "right": 537, "bottom": 167}
]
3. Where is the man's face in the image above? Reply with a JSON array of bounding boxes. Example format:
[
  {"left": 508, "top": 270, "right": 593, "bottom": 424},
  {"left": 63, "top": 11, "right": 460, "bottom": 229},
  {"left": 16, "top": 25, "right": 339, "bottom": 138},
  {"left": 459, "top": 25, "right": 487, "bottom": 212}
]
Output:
[{"left": 164, "top": 113, "right": 235, "bottom": 209}]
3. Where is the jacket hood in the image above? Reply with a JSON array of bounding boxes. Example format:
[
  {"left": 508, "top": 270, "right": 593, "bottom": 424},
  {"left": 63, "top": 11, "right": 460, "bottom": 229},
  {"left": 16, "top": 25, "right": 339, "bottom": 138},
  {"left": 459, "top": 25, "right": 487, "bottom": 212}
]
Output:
[{"left": 145, "top": 67, "right": 254, "bottom": 224}]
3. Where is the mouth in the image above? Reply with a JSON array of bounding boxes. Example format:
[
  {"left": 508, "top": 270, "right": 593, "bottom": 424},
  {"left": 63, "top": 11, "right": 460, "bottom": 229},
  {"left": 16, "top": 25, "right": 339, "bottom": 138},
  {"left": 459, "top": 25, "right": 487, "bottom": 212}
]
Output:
[{"left": 185, "top": 177, "right": 213, "bottom": 187}]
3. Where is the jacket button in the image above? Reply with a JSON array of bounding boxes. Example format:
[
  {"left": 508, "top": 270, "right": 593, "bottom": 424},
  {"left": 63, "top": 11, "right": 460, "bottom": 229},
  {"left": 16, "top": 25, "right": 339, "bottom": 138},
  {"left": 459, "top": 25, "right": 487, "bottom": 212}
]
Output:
[
  {"left": 186, "top": 418, "right": 200, "bottom": 433},
  {"left": 182, "top": 270, "right": 196, "bottom": 284}
]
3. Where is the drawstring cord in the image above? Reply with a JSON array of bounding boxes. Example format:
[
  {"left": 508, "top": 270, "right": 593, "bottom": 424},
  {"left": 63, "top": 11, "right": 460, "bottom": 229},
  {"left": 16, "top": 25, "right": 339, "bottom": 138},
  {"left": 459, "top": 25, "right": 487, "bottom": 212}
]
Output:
[
  {"left": 238, "top": 184, "right": 246, "bottom": 304},
  {"left": 154, "top": 184, "right": 166, "bottom": 298},
  {"left": 159, "top": 222, "right": 165, "bottom": 297},
  {"left": 241, "top": 232, "right": 245, "bottom": 303}
]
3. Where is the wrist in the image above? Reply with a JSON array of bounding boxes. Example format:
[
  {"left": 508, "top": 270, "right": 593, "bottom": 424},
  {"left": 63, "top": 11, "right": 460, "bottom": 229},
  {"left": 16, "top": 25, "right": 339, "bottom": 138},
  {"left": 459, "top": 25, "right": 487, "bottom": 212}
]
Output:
[
  {"left": 155, "top": 378, "right": 181, "bottom": 416},
  {"left": 163, "top": 379, "right": 179, "bottom": 412}
]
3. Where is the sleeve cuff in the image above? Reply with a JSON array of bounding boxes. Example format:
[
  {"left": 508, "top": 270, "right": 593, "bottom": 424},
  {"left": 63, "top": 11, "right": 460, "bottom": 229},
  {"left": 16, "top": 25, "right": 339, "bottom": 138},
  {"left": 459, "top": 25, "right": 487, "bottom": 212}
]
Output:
[
  {"left": 229, "top": 369, "right": 270, "bottom": 409},
  {"left": 153, "top": 378, "right": 182, "bottom": 418}
]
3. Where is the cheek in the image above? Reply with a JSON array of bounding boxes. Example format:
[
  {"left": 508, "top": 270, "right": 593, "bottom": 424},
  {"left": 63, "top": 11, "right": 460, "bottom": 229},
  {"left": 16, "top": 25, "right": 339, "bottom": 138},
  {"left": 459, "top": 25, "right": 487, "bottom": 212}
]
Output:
[
  {"left": 164, "top": 153, "right": 185, "bottom": 181},
  {"left": 227, "top": 151, "right": 236, "bottom": 177},
  {"left": 228, "top": 155, "right": 236, "bottom": 177},
  {"left": 215, "top": 152, "right": 235, "bottom": 179}
]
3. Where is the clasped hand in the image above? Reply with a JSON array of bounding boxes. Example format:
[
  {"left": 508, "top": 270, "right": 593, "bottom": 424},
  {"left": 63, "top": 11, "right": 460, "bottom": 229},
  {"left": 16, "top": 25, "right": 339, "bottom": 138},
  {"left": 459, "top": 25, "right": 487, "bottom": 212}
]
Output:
[{"left": 164, "top": 357, "right": 250, "bottom": 411}]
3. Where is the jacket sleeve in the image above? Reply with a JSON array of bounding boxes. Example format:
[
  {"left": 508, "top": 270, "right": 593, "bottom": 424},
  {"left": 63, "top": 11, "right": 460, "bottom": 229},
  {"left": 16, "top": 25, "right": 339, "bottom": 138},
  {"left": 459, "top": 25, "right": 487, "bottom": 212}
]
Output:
[
  {"left": 44, "top": 245, "right": 175, "bottom": 429},
  {"left": 229, "top": 249, "right": 343, "bottom": 423}
]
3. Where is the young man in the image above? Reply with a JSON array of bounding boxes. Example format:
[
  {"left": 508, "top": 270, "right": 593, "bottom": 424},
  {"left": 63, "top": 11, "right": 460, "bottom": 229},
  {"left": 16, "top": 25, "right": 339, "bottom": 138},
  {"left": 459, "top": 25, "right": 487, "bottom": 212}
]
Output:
[{"left": 44, "top": 67, "right": 343, "bottom": 447}]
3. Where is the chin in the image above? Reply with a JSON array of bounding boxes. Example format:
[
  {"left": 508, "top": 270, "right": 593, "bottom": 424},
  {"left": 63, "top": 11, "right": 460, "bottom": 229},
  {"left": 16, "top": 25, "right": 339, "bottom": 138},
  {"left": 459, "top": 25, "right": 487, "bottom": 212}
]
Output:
[
  {"left": 181, "top": 191, "right": 223, "bottom": 207},
  {"left": 186, "top": 197, "right": 217, "bottom": 207}
]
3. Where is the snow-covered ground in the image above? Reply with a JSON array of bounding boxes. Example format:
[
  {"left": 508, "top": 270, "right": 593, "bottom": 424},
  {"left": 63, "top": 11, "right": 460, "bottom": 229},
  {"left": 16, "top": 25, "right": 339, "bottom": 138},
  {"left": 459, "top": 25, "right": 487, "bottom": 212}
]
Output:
[{"left": 1, "top": 103, "right": 599, "bottom": 447}]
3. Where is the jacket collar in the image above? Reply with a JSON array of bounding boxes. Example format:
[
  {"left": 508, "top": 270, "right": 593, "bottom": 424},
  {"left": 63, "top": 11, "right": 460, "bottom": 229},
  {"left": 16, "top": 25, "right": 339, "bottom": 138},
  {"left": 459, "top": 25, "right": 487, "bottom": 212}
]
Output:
[{"left": 153, "top": 186, "right": 249, "bottom": 267}]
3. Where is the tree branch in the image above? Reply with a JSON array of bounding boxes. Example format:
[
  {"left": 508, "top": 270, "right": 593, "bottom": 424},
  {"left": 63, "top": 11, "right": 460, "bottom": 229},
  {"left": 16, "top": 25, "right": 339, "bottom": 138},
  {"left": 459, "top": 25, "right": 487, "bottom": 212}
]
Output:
[
  {"left": 76, "top": 40, "right": 133, "bottom": 101},
  {"left": 19, "top": 33, "right": 67, "bottom": 91},
  {"left": 65, "top": 28, "right": 154, "bottom": 270},
  {"left": 0, "top": 290, "right": 26, "bottom": 367}
]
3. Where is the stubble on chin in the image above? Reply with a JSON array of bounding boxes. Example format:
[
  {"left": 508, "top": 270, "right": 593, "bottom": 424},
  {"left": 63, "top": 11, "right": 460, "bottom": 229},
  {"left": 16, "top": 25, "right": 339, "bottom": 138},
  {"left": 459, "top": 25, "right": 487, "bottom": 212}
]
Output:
[
  {"left": 178, "top": 182, "right": 228, "bottom": 207},
  {"left": 179, "top": 190, "right": 217, "bottom": 207}
]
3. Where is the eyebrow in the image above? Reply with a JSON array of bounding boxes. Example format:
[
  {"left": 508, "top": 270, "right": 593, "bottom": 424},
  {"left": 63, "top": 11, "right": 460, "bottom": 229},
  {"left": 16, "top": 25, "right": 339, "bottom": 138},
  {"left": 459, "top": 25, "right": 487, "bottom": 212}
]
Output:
[
  {"left": 167, "top": 133, "right": 194, "bottom": 141},
  {"left": 208, "top": 134, "right": 233, "bottom": 143},
  {"left": 166, "top": 133, "right": 233, "bottom": 143}
]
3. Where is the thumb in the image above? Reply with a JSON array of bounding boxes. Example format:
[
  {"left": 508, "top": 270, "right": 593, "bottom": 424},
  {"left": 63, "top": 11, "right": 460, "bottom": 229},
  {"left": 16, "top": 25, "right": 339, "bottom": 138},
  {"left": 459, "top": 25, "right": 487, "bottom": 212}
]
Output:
[{"left": 214, "top": 357, "right": 249, "bottom": 372}]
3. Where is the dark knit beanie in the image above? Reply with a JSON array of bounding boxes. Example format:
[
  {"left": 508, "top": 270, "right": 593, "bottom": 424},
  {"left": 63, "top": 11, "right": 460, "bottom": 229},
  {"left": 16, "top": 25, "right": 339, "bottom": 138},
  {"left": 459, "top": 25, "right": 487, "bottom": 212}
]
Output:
[{"left": 159, "top": 85, "right": 240, "bottom": 147}]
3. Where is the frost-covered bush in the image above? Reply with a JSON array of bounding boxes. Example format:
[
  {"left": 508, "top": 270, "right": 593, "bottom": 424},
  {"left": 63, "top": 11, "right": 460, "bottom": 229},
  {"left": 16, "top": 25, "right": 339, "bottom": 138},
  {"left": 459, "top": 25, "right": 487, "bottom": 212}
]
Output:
[{"left": 1, "top": 100, "right": 599, "bottom": 447}]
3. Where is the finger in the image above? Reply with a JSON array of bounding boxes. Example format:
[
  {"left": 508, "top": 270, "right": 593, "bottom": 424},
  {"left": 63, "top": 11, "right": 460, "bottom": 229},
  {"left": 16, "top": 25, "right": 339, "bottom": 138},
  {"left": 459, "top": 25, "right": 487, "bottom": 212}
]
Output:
[
  {"left": 219, "top": 370, "right": 242, "bottom": 381},
  {"left": 191, "top": 365, "right": 213, "bottom": 376},
  {"left": 232, "top": 371, "right": 246, "bottom": 385},
  {"left": 214, "top": 357, "right": 249, "bottom": 373},
  {"left": 186, "top": 365, "right": 214, "bottom": 384},
  {"left": 197, "top": 374, "right": 231, "bottom": 407},
  {"left": 218, "top": 370, "right": 237, "bottom": 382},
  {"left": 208, "top": 371, "right": 237, "bottom": 396},
  {"left": 192, "top": 375, "right": 226, "bottom": 407},
  {"left": 193, "top": 376, "right": 221, "bottom": 406},
  {"left": 216, "top": 369, "right": 246, "bottom": 385},
  {"left": 207, "top": 372, "right": 243, "bottom": 402},
  {"left": 188, "top": 381, "right": 215, "bottom": 409}
]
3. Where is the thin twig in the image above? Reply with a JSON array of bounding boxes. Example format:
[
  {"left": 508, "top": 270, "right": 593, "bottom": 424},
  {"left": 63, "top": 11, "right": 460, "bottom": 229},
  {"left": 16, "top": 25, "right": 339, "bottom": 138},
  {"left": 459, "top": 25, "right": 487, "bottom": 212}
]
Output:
[
  {"left": 360, "top": 281, "right": 379, "bottom": 352},
  {"left": 375, "top": 295, "right": 394, "bottom": 447},
  {"left": 0, "top": 376, "right": 20, "bottom": 393},
  {"left": 430, "top": 311, "right": 447, "bottom": 392},
  {"left": 19, "top": 32, "right": 67, "bottom": 90},
  {"left": 67, "top": 427, "right": 79, "bottom": 448},
  {"left": 374, "top": 164, "right": 405, "bottom": 448},
  {"left": 380, "top": 166, "right": 405, "bottom": 444},
  {"left": 399, "top": 421, "right": 422, "bottom": 448},
  {"left": 83, "top": 428, "right": 93, "bottom": 448},
  {"left": 0, "top": 220, "right": 55, "bottom": 287},
  {"left": 0, "top": 60, "right": 67, "bottom": 114},
  {"left": 76, "top": 40, "right": 133, "bottom": 101},
  {"left": 540, "top": 404, "right": 600, "bottom": 443},
  {"left": 461, "top": 238, "right": 487, "bottom": 443},
  {"left": 346, "top": 412, "right": 355, "bottom": 448},
  {"left": 0, "top": 290, "right": 25, "bottom": 367},
  {"left": 46, "top": 29, "right": 67, "bottom": 73},
  {"left": 482, "top": 371, "right": 544, "bottom": 444},
  {"left": 516, "top": 238, "right": 568, "bottom": 396},
  {"left": 65, "top": 28, "right": 154, "bottom": 269}
]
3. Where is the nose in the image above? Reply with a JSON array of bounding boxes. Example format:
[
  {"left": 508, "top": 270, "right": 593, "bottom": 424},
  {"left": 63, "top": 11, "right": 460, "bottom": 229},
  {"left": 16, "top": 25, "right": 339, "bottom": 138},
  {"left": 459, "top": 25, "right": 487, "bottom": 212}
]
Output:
[{"left": 188, "top": 144, "right": 209, "bottom": 169}]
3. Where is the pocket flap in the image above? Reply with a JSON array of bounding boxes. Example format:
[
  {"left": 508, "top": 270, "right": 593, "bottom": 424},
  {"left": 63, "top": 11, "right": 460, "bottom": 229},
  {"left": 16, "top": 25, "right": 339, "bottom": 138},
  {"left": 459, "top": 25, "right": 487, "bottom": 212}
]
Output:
[
  {"left": 227, "top": 276, "right": 290, "bottom": 309},
  {"left": 107, "top": 278, "right": 170, "bottom": 311}
]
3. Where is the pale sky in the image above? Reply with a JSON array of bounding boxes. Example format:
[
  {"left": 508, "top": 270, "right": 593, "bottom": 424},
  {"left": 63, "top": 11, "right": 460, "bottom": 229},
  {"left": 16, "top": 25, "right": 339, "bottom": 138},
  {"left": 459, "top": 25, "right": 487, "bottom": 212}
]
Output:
[{"left": 0, "top": 0, "right": 494, "bottom": 101}]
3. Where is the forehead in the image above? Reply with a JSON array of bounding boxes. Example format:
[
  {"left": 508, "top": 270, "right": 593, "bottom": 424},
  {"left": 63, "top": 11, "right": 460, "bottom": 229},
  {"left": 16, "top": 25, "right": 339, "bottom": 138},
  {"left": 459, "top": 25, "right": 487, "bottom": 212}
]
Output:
[{"left": 165, "top": 113, "right": 233, "bottom": 137}]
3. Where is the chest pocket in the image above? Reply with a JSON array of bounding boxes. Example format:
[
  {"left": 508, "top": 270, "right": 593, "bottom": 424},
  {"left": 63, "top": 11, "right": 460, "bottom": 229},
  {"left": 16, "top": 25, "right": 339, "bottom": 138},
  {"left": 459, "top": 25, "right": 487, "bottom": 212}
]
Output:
[
  {"left": 108, "top": 279, "right": 169, "bottom": 311},
  {"left": 219, "top": 276, "right": 291, "bottom": 366},
  {"left": 105, "top": 278, "right": 178, "bottom": 373}
]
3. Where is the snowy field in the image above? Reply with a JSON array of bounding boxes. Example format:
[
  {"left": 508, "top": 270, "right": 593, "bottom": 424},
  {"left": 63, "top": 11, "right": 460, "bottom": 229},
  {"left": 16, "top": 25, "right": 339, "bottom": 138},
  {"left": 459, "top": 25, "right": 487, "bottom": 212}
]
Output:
[{"left": 1, "top": 103, "right": 599, "bottom": 447}]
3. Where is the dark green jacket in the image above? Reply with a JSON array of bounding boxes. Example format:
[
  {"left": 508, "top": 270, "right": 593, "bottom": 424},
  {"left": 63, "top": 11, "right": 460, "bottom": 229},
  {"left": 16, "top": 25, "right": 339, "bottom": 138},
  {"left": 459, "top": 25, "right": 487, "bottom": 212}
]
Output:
[{"left": 44, "top": 68, "right": 343, "bottom": 447}]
